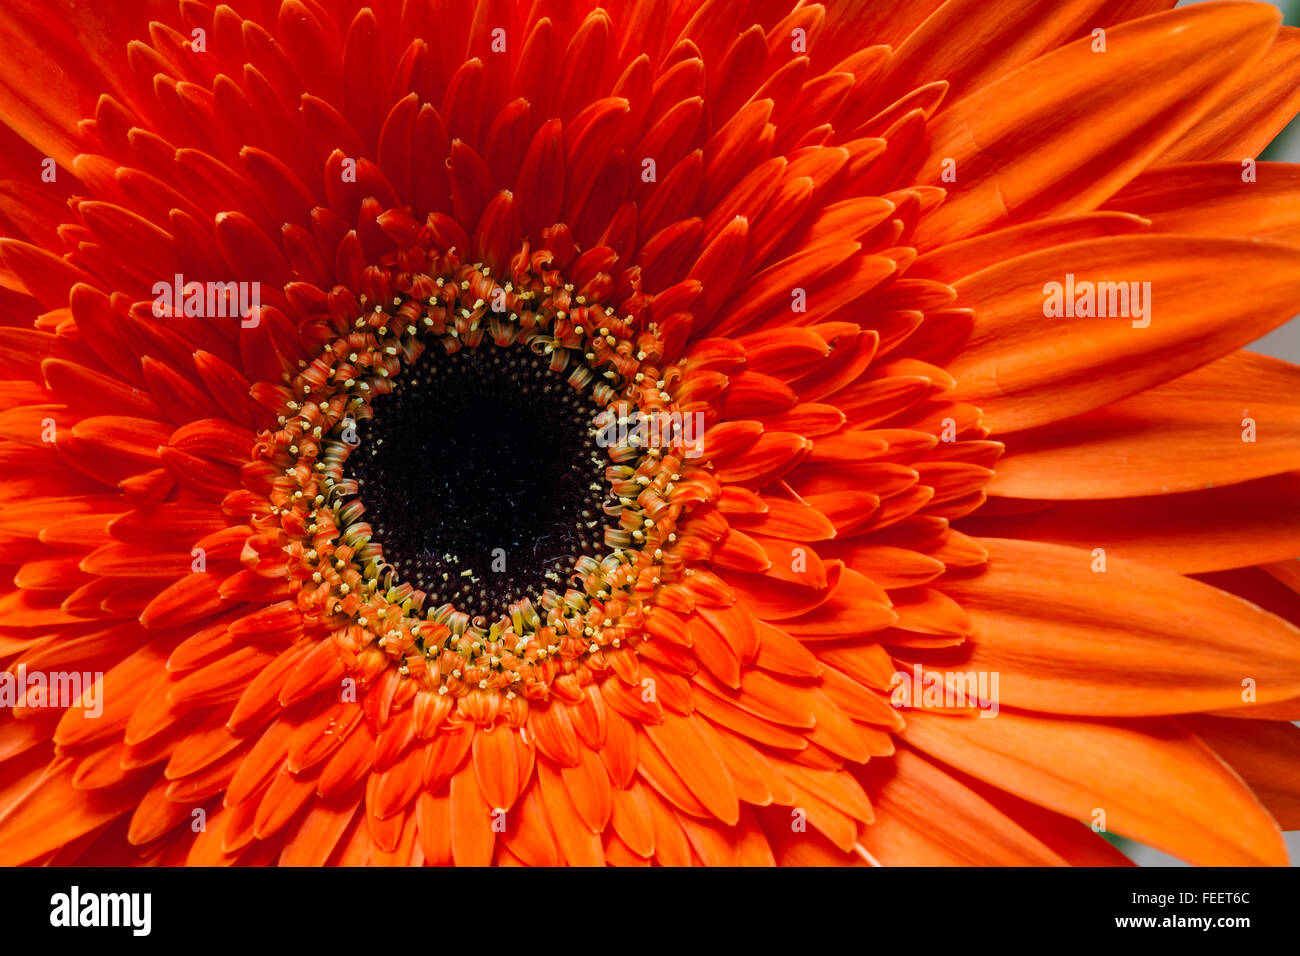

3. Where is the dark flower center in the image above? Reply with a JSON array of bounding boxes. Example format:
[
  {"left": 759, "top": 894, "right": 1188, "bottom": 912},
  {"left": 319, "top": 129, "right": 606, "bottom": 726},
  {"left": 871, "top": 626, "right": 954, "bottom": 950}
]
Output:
[{"left": 346, "top": 344, "right": 608, "bottom": 620}]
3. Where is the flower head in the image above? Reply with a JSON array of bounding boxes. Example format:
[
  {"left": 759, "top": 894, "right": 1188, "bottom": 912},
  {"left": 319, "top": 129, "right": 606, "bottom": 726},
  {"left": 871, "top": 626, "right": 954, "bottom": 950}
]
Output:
[{"left": 0, "top": 0, "right": 1298, "bottom": 866}]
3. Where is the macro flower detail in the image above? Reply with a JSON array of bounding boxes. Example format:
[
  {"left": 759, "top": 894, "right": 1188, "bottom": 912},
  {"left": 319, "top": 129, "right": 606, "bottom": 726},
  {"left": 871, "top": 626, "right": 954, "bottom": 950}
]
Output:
[{"left": 0, "top": 0, "right": 1298, "bottom": 867}]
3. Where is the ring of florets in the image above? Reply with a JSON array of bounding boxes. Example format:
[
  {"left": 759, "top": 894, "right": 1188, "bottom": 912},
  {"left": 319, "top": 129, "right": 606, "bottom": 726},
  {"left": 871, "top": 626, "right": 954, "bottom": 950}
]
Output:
[{"left": 254, "top": 239, "right": 699, "bottom": 712}]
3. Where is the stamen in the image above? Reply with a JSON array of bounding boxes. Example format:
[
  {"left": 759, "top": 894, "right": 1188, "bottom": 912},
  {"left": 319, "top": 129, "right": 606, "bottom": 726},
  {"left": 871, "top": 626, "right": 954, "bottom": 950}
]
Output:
[
  {"left": 345, "top": 343, "right": 607, "bottom": 618},
  {"left": 255, "top": 241, "right": 698, "bottom": 715}
]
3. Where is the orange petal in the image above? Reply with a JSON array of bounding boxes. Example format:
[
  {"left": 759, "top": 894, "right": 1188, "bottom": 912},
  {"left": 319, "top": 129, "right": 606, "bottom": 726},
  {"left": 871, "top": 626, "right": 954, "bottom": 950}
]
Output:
[
  {"left": 777, "top": 568, "right": 897, "bottom": 637},
  {"left": 1104, "top": 161, "right": 1300, "bottom": 243},
  {"left": 559, "top": 746, "right": 613, "bottom": 832},
  {"left": 609, "top": 782, "right": 656, "bottom": 858},
  {"left": 642, "top": 713, "right": 739, "bottom": 825},
  {"left": 857, "top": 747, "right": 1066, "bottom": 865},
  {"left": 414, "top": 791, "right": 453, "bottom": 866},
  {"left": 908, "top": 212, "right": 1149, "bottom": 285},
  {"left": 499, "top": 784, "right": 561, "bottom": 867},
  {"left": 1159, "top": 26, "right": 1300, "bottom": 163},
  {"left": 915, "top": 3, "right": 1279, "bottom": 246},
  {"left": 949, "top": 237, "right": 1300, "bottom": 432},
  {"left": 1183, "top": 716, "right": 1300, "bottom": 829},
  {"left": 904, "top": 708, "right": 1286, "bottom": 866},
  {"left": 448, "top": 766, "right": 496, "bottom": 866},
  {"left": 938, "top": 538, "right": 1300, "bottom": 715},
  {"left": 872, "top": 0, "right": 1146, "bottom": 111},
  {"left": 968, "top": 474, "right": 1300, "bottom": 573},
  {"left": 988, "top": 349, "right": 1300, "bottom": 495},
  {"left": 0, "top": 759, "right": 146, "bottom": 865},
  {"left": 471, "top": 723, "right": 521, "bottom": 812},
  {"left": 279, "top": 798, "right": 359, "bottom": 867},
  {"left": 536, "top": 758, "right": 604, "bottom": 866}
]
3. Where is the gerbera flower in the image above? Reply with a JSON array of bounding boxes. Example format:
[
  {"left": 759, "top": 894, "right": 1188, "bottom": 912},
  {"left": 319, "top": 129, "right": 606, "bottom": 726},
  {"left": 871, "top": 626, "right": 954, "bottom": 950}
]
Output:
[{"left": 0, "top": 0, "right": 1298, "bottom": 867}]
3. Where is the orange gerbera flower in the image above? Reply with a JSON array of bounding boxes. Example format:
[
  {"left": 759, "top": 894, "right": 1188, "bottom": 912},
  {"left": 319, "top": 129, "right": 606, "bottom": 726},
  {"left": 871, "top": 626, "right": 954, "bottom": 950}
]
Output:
[{"left": 0, "top": 0, "right": 1298, "bottom": 868}]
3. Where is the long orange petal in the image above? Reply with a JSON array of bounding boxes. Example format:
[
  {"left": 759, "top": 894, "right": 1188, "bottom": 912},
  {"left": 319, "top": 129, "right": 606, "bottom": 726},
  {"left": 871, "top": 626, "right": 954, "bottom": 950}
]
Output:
[
  {"left": 936, "top": 538, "right": 1300, "bottom": 715},
  {"left": 904, "top": 708, "right": 1286, "bottom": 866}
]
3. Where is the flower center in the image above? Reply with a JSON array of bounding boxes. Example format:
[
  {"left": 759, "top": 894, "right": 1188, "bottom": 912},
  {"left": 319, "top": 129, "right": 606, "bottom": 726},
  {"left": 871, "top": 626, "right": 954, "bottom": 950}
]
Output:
[
  {"left": 251, "top": 235, "right": 703, "bottom": 713},
  {"left": 345, "top": 343, "right": 608, "bottom": 620}
]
